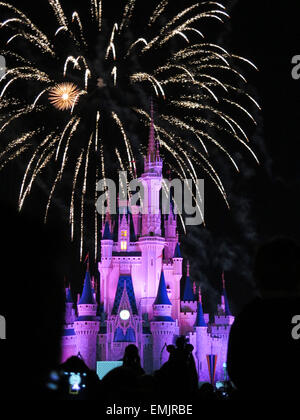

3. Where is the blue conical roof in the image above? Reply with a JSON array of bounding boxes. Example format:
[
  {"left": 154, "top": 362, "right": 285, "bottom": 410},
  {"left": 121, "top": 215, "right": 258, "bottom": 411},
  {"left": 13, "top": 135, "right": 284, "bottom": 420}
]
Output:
[
  {"left": 66, "top": 287, "right": 73, "bottom": 303},
  {"left": 173, "top": 243, "right": 182, "bottom": 258},
  {"left": 103, "top": 221, "right": 112, "bottom": 240},
  {"left": 183, "top": 276, "right": 196, "bottom": 301},
  {"left": 223, "top": 288, "right": 231, "bottom": 316},
  {"left": 195, "top": 302, "right": 207, "bottom": 327},
  {"left": 79, "top": 271, "right": 96, "bottom": 305},
  {"left": 154, "top": 271, "right": 172, "bottom": 305}
]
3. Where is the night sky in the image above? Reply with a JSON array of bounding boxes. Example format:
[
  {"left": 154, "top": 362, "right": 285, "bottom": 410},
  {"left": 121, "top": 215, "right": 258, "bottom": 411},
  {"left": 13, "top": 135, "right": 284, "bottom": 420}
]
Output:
[{"left": 0, "top": 0, "right": 300, "bottom": 315}]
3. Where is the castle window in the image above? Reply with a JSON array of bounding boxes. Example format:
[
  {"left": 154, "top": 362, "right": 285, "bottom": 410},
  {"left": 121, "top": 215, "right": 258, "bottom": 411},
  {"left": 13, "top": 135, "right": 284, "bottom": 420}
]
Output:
[
  {"left": 120, "top": 309, "right": 130, "bottom": 321},
  {"left": 121, "top": 230, "right": 128, "bottom": 251}
]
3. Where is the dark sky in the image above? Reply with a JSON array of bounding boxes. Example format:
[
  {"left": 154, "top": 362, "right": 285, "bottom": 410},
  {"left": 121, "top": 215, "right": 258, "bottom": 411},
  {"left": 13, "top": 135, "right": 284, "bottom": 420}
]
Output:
[{"left": 0, "top": 1, "right": 300, "bottom": 314}]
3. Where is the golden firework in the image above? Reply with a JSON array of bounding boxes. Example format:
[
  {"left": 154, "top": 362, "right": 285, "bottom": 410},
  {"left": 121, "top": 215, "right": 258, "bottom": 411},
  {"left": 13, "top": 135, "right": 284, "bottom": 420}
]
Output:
[{"left": 49, "top": 82, "right": 80, "bottom": 111}]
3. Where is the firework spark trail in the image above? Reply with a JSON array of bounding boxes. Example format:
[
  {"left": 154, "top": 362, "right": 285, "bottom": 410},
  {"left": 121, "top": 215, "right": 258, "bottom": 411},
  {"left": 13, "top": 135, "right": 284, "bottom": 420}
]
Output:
[
  {"left": 131, "top": 73, "right": 166, "bottom": 98},
  {"left": 1, "top": 73, "right": 51, "bottom": 98},
  {"left": 148, "top": 0, "right": 168, "bottom": 27},
  {"left": 44, "top": 164, "right": 65, "bottom": 223},
  {"left": 105, "top": 23, "right": 119, "bottom": 60},
  {"left": 0, "top": 97, "right": 21, "bottom": 110},
  {"left": 97, "top": 0, "right": 102, "bottom": 31},
  {"left": 49, "top": 0, "right": 68, "bottom": 27},
  {"left": 161, "top": 141, "right": 204, "bottom": 228},
  {"left": 18, "top": 132, "right": 55, "bottom": 202},
  {"left": 0, "top": 145, "right": 30, "bottom": 170},
  {"left": 80, "top": 133, "right": 93, "bottom": 260},
  {"left": 55, "top": 116, "right": 77, "bottom": 160},
  {"left": 160, "top": 114, "right": 240, "bottom": 172},
  {"left": 72, "top": 11, "right": 87, "bottom": 48},
  {"left": 60, "top": 118, "right": 81, "bottom": 172},
  {"left": 0, "top": 50, "right": 31, "bottom": 65},
  {"left": 115, "top": 148, "right": 128, "bottom": 201},
  {"left": 134, "top": 108, "right": 206, "bottom": 222},
  {"left": 0, "top": 131, "right": 35, "bottom": 161},
  {"left": 70, "top": 151, "right": 84, "bottom": 241},
  {"left": 0, "top": 2, "right": 53, "bottom": 50},
  {"left": 120, "top": 0, "right": 137, "bottom": 32},
  {"left": 126, "top": 38, "right": 148, "bottom": 57},
  {"left": 90, "top": 0, "right": 101, "bottom": 28},
  {"left": 112, "top": 112, "right": 136, "bottom": 180},
  {"left": 19, "top": 136, "right": 60, "bottom": 209},
  {"left": 6, "top": 32, "right": 54, "bottom": 56},
  {"left": 134, "top": 107, "right": 228, "bottom": 205},
  {"left": 0, "top": 0, "right": 259, "bottom": 256},
  {"left": 0, "top": 105, "right": 44, "bottom": 135},
  {"left": 33, "top": 88, "right": 52, "bottom": 109},
  {"left": 95, "top": 111, "right": 100, "bottom": 152}
]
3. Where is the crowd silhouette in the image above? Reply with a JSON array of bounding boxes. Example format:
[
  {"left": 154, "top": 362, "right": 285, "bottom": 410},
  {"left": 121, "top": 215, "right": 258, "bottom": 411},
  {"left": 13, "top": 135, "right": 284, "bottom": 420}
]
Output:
[{"left": 0, "top": 203, "right": 300, "bottom": 401}]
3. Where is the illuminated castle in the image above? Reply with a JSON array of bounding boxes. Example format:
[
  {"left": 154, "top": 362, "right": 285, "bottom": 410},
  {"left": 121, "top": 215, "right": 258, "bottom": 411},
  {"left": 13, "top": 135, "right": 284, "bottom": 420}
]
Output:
[{"left": 61, "top": 112, "right": 234, "bottom": 383}]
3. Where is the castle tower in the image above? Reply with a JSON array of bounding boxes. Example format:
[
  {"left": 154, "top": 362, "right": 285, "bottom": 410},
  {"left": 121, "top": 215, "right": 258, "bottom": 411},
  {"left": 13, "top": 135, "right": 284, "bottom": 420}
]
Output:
[
  {"left": 74, "top": 271, "right": 100, "bottom": 370},
  {"left": 140, "top": 102, "right": 163, "bottom": 236},
  {"left": 164, "top": 201, "right": 178, "bottom": 261},
  {"left": 65, "top": 286, "right": 76, "bottom": 324},
  {"left": 218, "top": 272, "right": 231, "bottom": 316},
  {"left": 61, "top": 287, "right": 77, "bottom": 363},
  {"left": 100, "top": 221, "right": 113, "bottom": 313},
  {"left": 215, "top": 273, "right": 234, "bottom": 327},
  {"left": 138, "top": 105, "right": 165, "bottom": 314},
  {"left": 212, "top": 273, "right": 234, "bottom": 381},
  {"left": 181, "top": 261, "right": 197, "bottom": 313},
  {"left": 171, "top": 242, "right": 183, "bottom": 320},
  {"left": 194, "top": 288, "right": 208, "bottom": 380},
  {"left": 150, "top": 271, "right": 175, "bottom": 371},
  {"left": 119, "top": 211, "right": 129, "bottom": 252}
]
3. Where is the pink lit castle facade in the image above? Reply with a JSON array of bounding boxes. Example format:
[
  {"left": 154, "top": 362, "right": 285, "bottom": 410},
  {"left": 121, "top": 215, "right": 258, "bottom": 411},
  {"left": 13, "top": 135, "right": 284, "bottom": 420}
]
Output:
[{"left": 61, "top": 113, "right": 234, "bottom": 383}]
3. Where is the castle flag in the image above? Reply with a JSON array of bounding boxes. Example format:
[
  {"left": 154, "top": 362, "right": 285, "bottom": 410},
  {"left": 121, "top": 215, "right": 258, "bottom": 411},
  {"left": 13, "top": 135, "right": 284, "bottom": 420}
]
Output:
[{"left": 206, "top": 354, "right": 217, "bottom": 385}]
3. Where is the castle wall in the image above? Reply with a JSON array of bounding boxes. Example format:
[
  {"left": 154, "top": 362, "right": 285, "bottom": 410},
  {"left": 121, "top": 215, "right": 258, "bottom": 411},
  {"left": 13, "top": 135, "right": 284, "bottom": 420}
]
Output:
[{"left": 61, "top": 335, "right": 77, "bottom": 363}]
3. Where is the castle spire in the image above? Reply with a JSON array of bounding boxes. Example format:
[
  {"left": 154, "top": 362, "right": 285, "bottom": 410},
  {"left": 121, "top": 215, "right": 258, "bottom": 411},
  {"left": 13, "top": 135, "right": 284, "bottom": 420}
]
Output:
[
  {"left": 221, "top": 272, "right": 231, "bottom": 316},
  {"left": 154, "top": 271, "right": 172, "bottom": 305},
  {"left": 147, "top": 99, "right": 156, "bottom": 162},
  {"left": 66, "top": 286, "right": 73, "bottom": 304},
  {"left": 173, "top": 242, "right": 182, "bottom": 259},
  {"left": 103, "top": 220, "right": 112, "bottom": 240},
  {"left": 79, "top": 270, "right": 96, "bottom": 305},
  {"left": 183, "top": 261, "right": 196, "bottom": 302},
  {"left": 194, "top": 299, "right": 207, "bottom": 327},
  {"left": 198, "top": 286, "right": 202, "bottom": 303}
]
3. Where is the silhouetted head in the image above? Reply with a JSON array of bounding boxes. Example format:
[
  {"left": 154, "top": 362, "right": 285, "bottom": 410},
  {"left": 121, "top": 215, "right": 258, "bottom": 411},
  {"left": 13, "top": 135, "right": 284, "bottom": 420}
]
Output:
[
  {"left": 123, "top": 344, "right": 142, "bottom": 367},
  {"left": 175, "top": 336, "right": 188, "bottom": 349},
  {"left": 60, "top": 356, "right": 89, "bottom": 373},
  {"left": 167, "top": 344, "right": 175, "bottom": 354},
  {"left": 123, "top": 344, "right": 139, "bottom": 360},
  {"left": 254, "top": 237, "right": 300, "bottom": 294}
]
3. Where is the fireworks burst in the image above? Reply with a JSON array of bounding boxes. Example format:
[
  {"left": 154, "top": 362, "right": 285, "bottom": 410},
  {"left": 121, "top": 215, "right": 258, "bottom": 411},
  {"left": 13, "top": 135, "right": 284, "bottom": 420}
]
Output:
[
  {"left": 49, "top": 82, "right": 81, "bottom": 111},
  {"left": 0, "top": 0, "right": 259, "bottom": 259}
]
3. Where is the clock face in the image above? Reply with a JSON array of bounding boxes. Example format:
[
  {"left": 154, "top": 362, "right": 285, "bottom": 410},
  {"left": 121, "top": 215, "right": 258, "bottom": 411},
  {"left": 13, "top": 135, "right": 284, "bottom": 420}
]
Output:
[{"left": 120, "top": 309, "right": 130, "bottom": 321}]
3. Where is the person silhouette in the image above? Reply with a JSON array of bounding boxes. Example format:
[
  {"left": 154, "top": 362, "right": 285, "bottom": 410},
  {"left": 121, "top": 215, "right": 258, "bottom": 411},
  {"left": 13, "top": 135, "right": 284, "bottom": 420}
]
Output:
[
  {"left": 155, "top": 336, "right": 198, "bottom": 400},
  {"left": 227, "top": 237, "right": 300, "bottom": 400},
  {"left": 122, "top": 344, "right": 145, "bottom": 376},
  {"left": 0, "top": 202, "right": 69, "bottom": 399}
]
